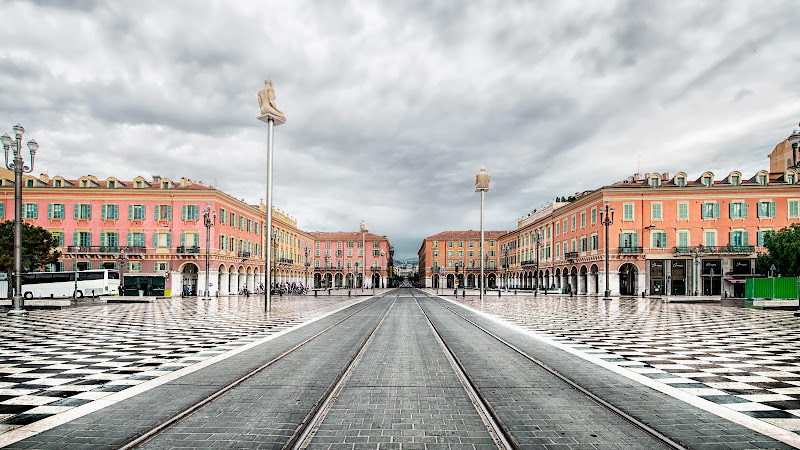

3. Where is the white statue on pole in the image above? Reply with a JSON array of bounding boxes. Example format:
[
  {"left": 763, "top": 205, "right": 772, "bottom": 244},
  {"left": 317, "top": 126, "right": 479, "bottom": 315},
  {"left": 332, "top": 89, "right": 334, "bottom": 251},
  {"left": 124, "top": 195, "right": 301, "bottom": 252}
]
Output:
[{"left": 258, "top": 79, "right": 286, "bottom": 121}]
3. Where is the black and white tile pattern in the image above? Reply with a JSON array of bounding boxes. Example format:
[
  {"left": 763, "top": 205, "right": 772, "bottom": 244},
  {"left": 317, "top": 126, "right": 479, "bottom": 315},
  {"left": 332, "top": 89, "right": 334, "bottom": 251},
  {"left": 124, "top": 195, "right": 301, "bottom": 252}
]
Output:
[
  {"left": 455, "top": 294, "right": 800, "bottom": 433},
  {"left": 0, "top": 295, "right": 358, "bottom": 434}
]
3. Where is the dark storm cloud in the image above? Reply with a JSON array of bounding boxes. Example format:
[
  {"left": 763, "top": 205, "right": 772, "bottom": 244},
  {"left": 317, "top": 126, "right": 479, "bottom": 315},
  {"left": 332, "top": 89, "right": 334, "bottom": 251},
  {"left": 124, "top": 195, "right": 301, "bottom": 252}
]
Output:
[{"left": 0, "top": 0, "right": 798, "bottom": 259}]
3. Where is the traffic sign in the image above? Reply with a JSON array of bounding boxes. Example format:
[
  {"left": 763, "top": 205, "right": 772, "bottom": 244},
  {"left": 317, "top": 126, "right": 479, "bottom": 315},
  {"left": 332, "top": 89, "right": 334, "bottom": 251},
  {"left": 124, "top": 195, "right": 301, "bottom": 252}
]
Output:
[{"left": 440, "top": 268, "right": 445, "bottom": 275}]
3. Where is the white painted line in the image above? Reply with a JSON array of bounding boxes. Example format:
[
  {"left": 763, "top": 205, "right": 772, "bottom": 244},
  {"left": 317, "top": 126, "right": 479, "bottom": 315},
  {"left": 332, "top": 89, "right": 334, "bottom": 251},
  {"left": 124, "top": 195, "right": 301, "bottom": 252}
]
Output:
[{"left": 0, "top": 298, "right": 366, "bottom": 447}]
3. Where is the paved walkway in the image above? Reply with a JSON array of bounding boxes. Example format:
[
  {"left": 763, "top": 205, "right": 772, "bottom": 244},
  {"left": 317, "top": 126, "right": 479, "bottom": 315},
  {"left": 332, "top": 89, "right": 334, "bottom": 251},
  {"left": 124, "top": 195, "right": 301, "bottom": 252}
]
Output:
[
  {"left": 438, "top": 290, "right": 800, "bottom": 438},
  {"left": 0, "top": 293, "right": 385, "bottom": 438}
]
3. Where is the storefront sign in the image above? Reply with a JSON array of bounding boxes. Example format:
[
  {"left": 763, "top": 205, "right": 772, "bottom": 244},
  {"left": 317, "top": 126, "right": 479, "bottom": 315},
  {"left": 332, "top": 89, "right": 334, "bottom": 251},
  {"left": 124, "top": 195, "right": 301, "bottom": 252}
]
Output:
[{"left": 703, "top": 259, "right": 721, "bottom": 275}]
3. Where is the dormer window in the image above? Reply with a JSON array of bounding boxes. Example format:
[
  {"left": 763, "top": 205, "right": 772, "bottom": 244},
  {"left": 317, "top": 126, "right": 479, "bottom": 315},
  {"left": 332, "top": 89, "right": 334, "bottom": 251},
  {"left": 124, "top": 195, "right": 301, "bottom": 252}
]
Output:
[
  {"left": 162, "top": 181, "right": 170, "bottom": 189},
  {"left": 758, "top": 175, "right": 767, "bottom": 185},
  {"left": 80, "top": 180, "right": 88, "bottom": 187},
  {"left": 649, "top": 177, "right": 659, "bottom": 187},
  {"left": 54, "top": 179, "right": 61, "bottom": 187},
  {"left": 731, "top": 175, "right": 739, "bottom": 186},
  {"left": 676, "top": 176, "right": 685, "bottom": 187},
  {"left": 135, "top": 181, "right": 142, "bottom": 188},
  {"left": 26, "top": 179, "right": 34, "bottom": 187},
  {"left": 703, "top": 176, "right": 712, "bottom": 187},
  {"left": 108, "top": 180, "right": 115, "bottom": 188},
  {"left": 786, "top": 171, "right": 796, "bottom": 184}
]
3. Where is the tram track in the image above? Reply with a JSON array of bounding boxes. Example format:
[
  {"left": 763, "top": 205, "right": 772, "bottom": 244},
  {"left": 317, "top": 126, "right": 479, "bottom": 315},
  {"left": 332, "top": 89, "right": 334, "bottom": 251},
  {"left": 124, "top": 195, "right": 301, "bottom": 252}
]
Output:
[
  {"left": 419, "top": 290, "right": 687, "bottom": 450},
  {"left": 117, "top": 294, "right": 396, "bottom": 450}
]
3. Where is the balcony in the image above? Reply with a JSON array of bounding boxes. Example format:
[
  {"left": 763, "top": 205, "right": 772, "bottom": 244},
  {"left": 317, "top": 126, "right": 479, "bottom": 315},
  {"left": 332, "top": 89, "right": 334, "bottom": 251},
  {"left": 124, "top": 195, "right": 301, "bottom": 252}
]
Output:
[
  {"left": 521, "top": 259, "right": 537, "bottom": 266},
  {"left": 674, "top": 245, "right": 755, "bottom": 255},
  {"left": 564, "top": 252, "right": 579, "bottom": 259},
  {"left": 238, "top": 251, "right": 252, "bottom": 258},
  {"left": 277, "top": 257, "right": 293, "bottom": 264},
  {"left": 177, "top": 245, "right": 200, "bottom": 254},
  {"left": 618, "top": 246, "right": 643, "bottom": 254},
  {"left": 66, "top": 245, "right": 146, "bottom": 255}
]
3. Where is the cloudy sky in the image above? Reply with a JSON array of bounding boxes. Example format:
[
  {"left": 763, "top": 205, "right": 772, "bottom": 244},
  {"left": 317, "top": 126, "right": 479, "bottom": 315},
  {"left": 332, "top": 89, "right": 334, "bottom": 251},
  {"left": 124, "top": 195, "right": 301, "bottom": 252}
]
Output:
[{"left": 1, "top": 1, "right": 798, "bottom": 259}]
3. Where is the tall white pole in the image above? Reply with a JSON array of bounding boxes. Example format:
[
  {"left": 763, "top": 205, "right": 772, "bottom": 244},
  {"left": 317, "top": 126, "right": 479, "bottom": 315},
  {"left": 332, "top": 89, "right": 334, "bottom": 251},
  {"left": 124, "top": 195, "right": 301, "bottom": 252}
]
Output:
[
  {"left": 265, "top": 118, "right": 274, "bottom": 312},
  {"left": 480, "top": 190, "right": 485, "bottom": 304}
]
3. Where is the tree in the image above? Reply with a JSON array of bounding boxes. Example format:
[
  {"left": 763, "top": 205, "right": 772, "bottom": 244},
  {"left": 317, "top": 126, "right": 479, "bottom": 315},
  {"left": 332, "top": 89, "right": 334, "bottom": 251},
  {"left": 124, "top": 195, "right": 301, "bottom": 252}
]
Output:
[
  {"left": 755, "top": 223, "right": 800, "bottom": 277},
  {"left": 0, "top": 221, "right": 62, "bottom": 297}
]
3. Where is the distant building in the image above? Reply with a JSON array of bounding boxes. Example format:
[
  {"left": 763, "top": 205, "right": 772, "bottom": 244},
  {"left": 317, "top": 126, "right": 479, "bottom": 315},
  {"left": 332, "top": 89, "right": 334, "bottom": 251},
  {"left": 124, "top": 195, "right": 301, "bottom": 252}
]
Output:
[
  {"left": 309, "top": 232, "right": 392, "bottom": 289},
  {"left": 417, "top": 230, "right": 505, "bottom": 289},
  {"left": 498, "top": 128, "right": 800, "bottom": 297}
]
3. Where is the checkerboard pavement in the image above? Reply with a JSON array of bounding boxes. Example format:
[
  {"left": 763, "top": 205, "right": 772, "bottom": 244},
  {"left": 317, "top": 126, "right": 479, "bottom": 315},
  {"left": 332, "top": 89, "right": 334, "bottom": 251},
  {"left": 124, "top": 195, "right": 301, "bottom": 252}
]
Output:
[
  {"left": 0, "top": 295, "right": 361, "bottom": 436},
  {"left": 451, "top": 294, "right": 800, "bottom": 435}
]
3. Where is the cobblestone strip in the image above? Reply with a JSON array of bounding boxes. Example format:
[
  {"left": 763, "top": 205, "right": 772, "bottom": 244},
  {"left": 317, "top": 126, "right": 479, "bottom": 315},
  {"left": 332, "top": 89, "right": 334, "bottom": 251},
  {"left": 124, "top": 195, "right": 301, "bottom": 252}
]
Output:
[
  {"left": 427, "top": 292, "right": 795, "bottom": 449},
  {"left": 304, "top": 294, "right": 500, "bottom": 449},
  {"left": 3, "top": 297, "right": 384, "bottom": 449}
]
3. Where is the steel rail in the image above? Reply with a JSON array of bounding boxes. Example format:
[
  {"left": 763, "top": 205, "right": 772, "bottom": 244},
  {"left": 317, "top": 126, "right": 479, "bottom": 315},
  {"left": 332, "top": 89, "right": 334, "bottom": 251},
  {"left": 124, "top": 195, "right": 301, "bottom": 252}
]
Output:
[
  {"left": 424, "top": 292, "right": 687, "bottom": 450},
  {"left": 117, "top": 296, "right": 383, "bottom": 450}
]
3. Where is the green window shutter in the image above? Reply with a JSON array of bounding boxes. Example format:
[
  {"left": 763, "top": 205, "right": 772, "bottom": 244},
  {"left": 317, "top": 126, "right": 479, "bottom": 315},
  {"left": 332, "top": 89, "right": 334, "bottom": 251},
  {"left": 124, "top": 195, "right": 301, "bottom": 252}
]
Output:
[
  {"left": 182, "top": 205, "right": 187, "bottom": 220},
  {"left": 129, "top": 204, "right": 133, "bottom": 220},
  {"left": 660, "top": 233, "right": 667, "bottom": 247},
  {"left": 101, "top": 232, "right": 106, "bottom": 247},
  {"left": 743, "top": 231, "right": 749, "bottom": 246},
  {"left": 74, "top": 204, "right": 79, "bottom": 219},
  {"left": 166, "top": 233, "right": 171, "bottom": 248},
  {"left": 729, "top": 203, "right": 734, "bottom": 218},
  {"left": 142, "top": 205, "right": 146, "bottom": 220},
  {"left": 0, "top": 203, "right": 3, "bottom": 218},
  {"left": 86, "top": 205, "right": 91, "bottom": 219},
  {"left": 632, "top": 233, "right": 638, "bottom": 248},
  {"left": 111, "top": 205, "right": 117, "bottom": 220},
  {"left": 714, "top": 203, "right": 720, "bottom": 218},
  {"left": 154, "top": 205, "right": 160, "bottom": 220},
  {"left": 73, "top": 232, "right": 79, "bottom": 246},
  {"left": 127, "top": 232, "right": 132, "bottom": 247},
  {"left": 48, "top": 203, "right": 53, "bottom": 219},
  {"left": 72, "top": 262, "right": 76, "bottom": 271},
  {"left": 87, "top": 262, "right": 92, "bottom": 270},
  {"left": 770, "top": 201, "right": 776, "bottom": 217},
  {"left": 729, "top": 231, "right": 734, "bottom": 246},
  {"left": 153, "top": 232, "right": 158, "bottom": 247},
  {"left": 742, "top": 202, "right": 747, "bottom": 217},
  {"left": 101, "top": 204, "right": 106, "bottom": 220},
  {"left": 181, "top": 232, "right": 185, "bottom": 247},
  {"left": 87, "top": 232, "right": 91, "bottom": 246},
  {"left": 166, "top": 205, "right": 172, "bottom": 220}
]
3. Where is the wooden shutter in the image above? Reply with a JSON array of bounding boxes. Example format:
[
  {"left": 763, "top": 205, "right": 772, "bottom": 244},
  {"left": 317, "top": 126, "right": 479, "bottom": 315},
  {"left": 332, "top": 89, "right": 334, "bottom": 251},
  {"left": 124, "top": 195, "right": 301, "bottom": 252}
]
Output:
[
  {"left": 770, "top": 202, "right": 776, "bottom": 217},
  {"left": 129, "top": 204, "right": 133, "bottom": 220},
  {"left": 74, "top": 204, "right": 79, "bottom": 219},
  {"left": 48, "top": 203, "right": 53, "bottom": 219},
  {"left": 154, "top": 205, "right": 160, "bottom": 220},
  {"left": 73, "top": 232, "right": 79, "bottom": 246},
  {"left": 101, "top": 232, "right": 106, "bottom": 247}
]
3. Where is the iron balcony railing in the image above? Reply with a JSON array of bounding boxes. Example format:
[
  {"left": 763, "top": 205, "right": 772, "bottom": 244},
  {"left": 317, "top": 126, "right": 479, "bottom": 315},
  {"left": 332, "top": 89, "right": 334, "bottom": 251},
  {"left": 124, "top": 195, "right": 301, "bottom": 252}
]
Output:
[
  {"left": 564, "top": 252, "right": 579, "bottom": 259},
  {"left": 67, "top": 245, "right": 146, "bottom": 254},
  {"left": 674, "top": 245, "right": 755, "bottom": 255},
  {"left": 618, "top": 246, "right": 643, "bottom": 254},
  {"left": 521, "top": 259, "right": 536, "bottom": 266},
  {"left": 177, "top": 245, "right": 200, "bottom": 254}
]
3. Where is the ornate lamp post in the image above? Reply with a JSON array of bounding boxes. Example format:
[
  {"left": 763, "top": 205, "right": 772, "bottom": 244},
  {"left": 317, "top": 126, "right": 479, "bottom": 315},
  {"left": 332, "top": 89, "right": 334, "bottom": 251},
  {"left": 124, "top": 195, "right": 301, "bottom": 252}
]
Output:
[
  {"left": 324, "top": 254, "right": 329, "bottom": 288},
  {"left": 304, "top": 246, "right": 310, "bottom": 289},
  {"left": 599, "top": 200, "right": 615, "bottom": 300},
  {"left": 534, "top": 231, "right": 540, "bottom": 293},
  {"left": 787, "top": 128, "right": 800, "bottom": 167},
  {"left": 475, "top": 168, "right": 490, "bottom": 302},
  {"left": 202, "top": 202, "right": 217, "bottom": 300},
  {"left": 272, "top": 229, "right": 279, "bottom": 292},
  {"left": 501, "top": 243, "right": 509, "bottom": 291},
  {"left": 2, "top": 124, "right": 38, "bottom": 315}
]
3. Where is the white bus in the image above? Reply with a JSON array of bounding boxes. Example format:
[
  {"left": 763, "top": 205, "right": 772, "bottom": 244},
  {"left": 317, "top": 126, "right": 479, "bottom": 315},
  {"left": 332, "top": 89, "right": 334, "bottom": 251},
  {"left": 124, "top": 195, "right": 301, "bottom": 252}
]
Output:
[{"left": 20, "top": 269, "right": 121, "bottom": 299}]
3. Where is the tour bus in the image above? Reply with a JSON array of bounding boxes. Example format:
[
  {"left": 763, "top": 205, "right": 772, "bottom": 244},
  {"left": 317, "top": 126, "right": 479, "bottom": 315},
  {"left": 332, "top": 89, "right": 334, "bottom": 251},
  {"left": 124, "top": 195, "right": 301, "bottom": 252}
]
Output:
[{"left": 20, "top": 269, "right": 121, "bottom": 299}]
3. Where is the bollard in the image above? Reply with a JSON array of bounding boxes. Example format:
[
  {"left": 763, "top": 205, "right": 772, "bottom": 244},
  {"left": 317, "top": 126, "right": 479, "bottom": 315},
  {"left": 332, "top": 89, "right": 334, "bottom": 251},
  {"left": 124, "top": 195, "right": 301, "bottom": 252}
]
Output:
[
  {"left": 534, "top": 291, "right": 537, "bottom": 298},
  {"left": 462, "top": 290, "right": 465, "bottom": 298},
  {"left": 329, "top": 289, "right": 332, "bottom": 296},
  {"left": 498, "top": 290, "right": 501, "bottom": 297},
  {"left": 314, "top": 290, "right": 318, "bottom": 297},
  {"left": 349, "top": 290, "right": 351, "bottom": 297},
  {"left": 570, "top": 291, "right": 573, "bottom": 298},
  {"left": 454, "top": 289, "right": 457, "bottom": 296}
]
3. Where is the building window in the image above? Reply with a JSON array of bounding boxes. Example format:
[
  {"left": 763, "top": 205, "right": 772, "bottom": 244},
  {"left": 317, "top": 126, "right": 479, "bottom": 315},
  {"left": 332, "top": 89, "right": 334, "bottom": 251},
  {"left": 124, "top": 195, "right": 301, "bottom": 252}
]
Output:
[
  {"left": 677, "top": 202, "right": 689, "bottom": 220},
  {"left": 651, "top": 203, "right": 662, "bottom": 221},
  {"left": 620, "top": 232, "right": 638, "bottom": 249},
  {"left": 555, "top": 222, "right": 560, "bottom": 236},
  {"left": 623, "top": 204, "right": 634, "bottom": 221},
  {"left": 447, "top": 241, "right": 454, "bottom": 248},
  {"left": 757, "top": 229, "right": 774, "bottom": 247},
  {"left": 155, "top": 262, "right": 169, "bottom": 271},
  {"left": 457, "top": 250, "right": 463, "bottom": 257},
  {"left": 135, "top": 181, "right": 142, "bottom": 189},
  {"left": 789, "top": 200, "right": 799, "bottom": 218},
  {"left": 591, "top": 208, "right": 596, "bottom": 225},
  {"left": 182, "top": 205, "right": 200, "bottom": 221},
  {"left": 649, "top": 177, "right": 659, "bottom": 187},
  {"left": 432, "top": 250, "right": 439, "bottom": 257},
  {"left": 757, "top": 201, "right": 776, "bottom": 218},
  {"left": 154, "top": 232, "right": 171, "bottom": 248},
  {"left": 730, "top": 230, "right": 748, "bottom": 247},
  {"left": 579, "top": 237, "right": 587, "bottom": 252},
  {"left": 652, "top": 231, "right": 667, "bottom": 248},
  {"left": 128, "top": 261, "right": 142, "bottom": 272},
  {"left": 54, "top": 179, "right": 62, "bottom": 187},
  {"left": 22, "top": 203, "right": 38, "bottom": 219},
  {"left": 447, "top": 250, "right": 454, "bottom": 257},
  {"left": 703, "top": 176, "right": 712, "bottom": 187},
  {"left": 580, "top": 212, "right": 586, "bottom": 228},
  {"left": 74, "top": 203, "right": 91, "bottom": 220},
  {"left": 155, "top": 205, "right": 172, "bottom": 220},
  {"left": 676, "top": 176, "right": 685, "bottom": 187},
  {"left": 758, "top": 175, "right": 767, "bottom": 185},
  {"left": 101, "top": 204, "right": 119, "bottom": 220},
  {"left": 129, "top": 232, "right": 145, "bottom": 248},
  {"left": 729, "top": 201, "right": 747, "bottom": 218},
  {"left": 701, "top": 203, "right": 719, "bottom": 219},
  {"left": 730, "top": 175, "right": 740, "bottom": 186},
  {"left": 73, "top": 231, "right": 91, "bottom": 247},
  {"left": 704, "top": 230, "right": 716, "bottom": 246},
  {"left": 48, "top": 203, "right": 65, "bottom": 220},
  {"left": 129, "top": 205, "right": 146, "bottom": 221},
  {"left": 677, "top": 231, "right": 689, "bottom": 249}
]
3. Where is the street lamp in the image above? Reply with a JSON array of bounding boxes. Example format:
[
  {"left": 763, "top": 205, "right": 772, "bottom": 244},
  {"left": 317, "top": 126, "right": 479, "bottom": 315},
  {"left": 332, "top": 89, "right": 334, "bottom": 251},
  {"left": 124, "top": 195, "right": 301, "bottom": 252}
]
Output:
[
  {"left": 501, "top": 243, "right": 509, "bottom": 292},
  {"left": 2, "top": 124, "right": 38, "bottom": 315},
  {"left": 202, "top": 202, "right": 217, "bottom": 300},
  {"left": 304, "top": 246, "right": 310, "bottom": 290},
  {"left": 354, "top": 261, "right": 359, "bottom": 291},
  {"left": 534, "top": 231, "right": 541, "bottom": 293},
  {"left": 475, "top": 168, "right": 490, "bottom": 303},
  {"left": 324, "top": 254, "right": 329, "bottom": 288},
  {"left": 599, "top": 200, "right": 615, "bottom": 300}
]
